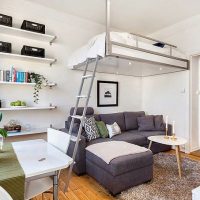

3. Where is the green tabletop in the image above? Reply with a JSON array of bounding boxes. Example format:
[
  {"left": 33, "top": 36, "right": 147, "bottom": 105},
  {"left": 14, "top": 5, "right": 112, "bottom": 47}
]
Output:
[{"left": 0, "top": 143, "right": 25, "bottom": 200}]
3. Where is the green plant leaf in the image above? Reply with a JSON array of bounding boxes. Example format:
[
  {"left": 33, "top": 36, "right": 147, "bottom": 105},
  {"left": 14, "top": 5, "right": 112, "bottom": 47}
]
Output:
[{"left": 0, "top": 129, "right": 7, "bottom": 138}]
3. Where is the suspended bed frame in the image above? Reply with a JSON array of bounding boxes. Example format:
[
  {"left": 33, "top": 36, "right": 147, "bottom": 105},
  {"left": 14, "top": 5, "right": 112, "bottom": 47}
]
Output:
[{"left": 68, "top": 0, "right": 189, "bottom": 77}]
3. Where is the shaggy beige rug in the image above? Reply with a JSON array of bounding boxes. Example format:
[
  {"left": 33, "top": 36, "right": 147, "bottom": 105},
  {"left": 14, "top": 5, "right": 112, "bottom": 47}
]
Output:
[{"left": 118, "top": 153, "right": 200, "bottom": 200}]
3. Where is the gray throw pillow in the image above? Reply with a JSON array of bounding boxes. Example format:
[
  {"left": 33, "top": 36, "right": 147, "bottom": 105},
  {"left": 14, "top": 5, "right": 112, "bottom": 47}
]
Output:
[
  {"left": 154, "top": 115, "right": 165, "bottom": 131},
  {"left": 84, "top": 117, "right": 100, "bottom": 141},
  {"left": 137, "top": 115, "right": 155, "bottom": 131}
]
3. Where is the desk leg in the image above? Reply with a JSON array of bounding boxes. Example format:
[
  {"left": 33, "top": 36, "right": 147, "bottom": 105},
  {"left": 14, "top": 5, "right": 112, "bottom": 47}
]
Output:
[
  {"left": 175, "top": 145, "right": 182, "bottom": 178},
  {"left": 53, "top": 171, "right": 59, "bottom": 200},
  {"left": 148, "top": 141, "right": 153, "bottom": 150}
]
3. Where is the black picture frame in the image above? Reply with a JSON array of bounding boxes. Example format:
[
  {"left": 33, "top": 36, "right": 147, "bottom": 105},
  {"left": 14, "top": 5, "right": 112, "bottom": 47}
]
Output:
[{"left": 97, "top": 80, "right": 118, "bottom": 107}]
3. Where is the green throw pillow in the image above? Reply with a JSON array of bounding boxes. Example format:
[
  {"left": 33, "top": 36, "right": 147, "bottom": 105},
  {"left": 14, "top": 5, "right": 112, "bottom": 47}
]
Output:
[{"left": 95, "top": 121, "right": 109, "bottom": 138}]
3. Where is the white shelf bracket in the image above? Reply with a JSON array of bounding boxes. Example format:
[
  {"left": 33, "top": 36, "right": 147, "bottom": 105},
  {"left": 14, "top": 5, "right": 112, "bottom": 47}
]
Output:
[
  {"left": 50, "top": 36, "right": 57, "bottom": 45},
  {"left": 50, "top": 58, "right": 57, "bottom": 66}
]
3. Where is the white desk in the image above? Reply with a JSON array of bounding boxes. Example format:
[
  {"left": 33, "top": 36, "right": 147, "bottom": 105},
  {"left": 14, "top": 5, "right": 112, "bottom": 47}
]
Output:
[{"left": 12, "top": 139, "right": 73, "bottom": 200}]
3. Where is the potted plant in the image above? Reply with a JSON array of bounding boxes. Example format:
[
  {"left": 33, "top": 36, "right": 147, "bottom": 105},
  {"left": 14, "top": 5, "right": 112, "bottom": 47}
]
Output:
[
  {"left": 0, "top": 113, "right": 7, "bottom": 151},
  {"left": 30, "top": 72, "right": 48, "bottom": 104}
]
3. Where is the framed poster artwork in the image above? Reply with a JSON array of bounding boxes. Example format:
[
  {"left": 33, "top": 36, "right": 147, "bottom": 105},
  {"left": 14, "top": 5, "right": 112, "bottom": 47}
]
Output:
[{"left": 97, "top": 81, "right": 118, "bottom": 107}]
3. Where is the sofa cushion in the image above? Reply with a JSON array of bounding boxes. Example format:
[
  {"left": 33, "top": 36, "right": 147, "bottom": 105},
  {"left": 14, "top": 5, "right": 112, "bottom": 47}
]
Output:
[
  {"left": 139, "top": 130, "right": 165, "bottom": 138},
  {"left": 154, "top": 115, "right": 165, "bottom": 131},
  {"left": 99, "top": 112, "right": 126, "bottom": 131},
  {"left": 86, "top": 149, "right": 153, "bottom": 176},
  {"left": 124, "top": 111, "right": 145, "bottom": 130},
  {"left": 137, "top": 115, "right": 155, "bottom": 131},
  {"left": 70, "top": 107, "right": 94, "bottom": 115},
  {"left": 69, "top": 107, "right": 94, "bottom": 124},
  {"left": 112, "top": 131, "right": 147, "bottom": 146},
  {"left": 93, "top": 114, "right": 101, "bottom": 121}
]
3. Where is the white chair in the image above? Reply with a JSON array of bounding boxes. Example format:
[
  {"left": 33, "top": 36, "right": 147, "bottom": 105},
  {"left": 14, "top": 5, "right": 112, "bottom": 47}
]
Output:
[
  {"left": 0, "top": 186, "right": 13, "bottom": 200},
  {"left": 25, "top": 128, "right": 71, "bottom": 200}
]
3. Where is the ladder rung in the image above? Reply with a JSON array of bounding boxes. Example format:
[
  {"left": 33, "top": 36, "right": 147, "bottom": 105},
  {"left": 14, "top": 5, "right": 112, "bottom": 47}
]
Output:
[
  {"left": 77, "top": 95, "right": 88, "bottom": 98},
  {"left": 70, "top": 135, "right": 81, "bottom": 142},
  {"left": 71, "top": 115, "right": 83, "bottom": 120},
  {"left": 82, "top": 75, "right": 93, "bottom": 79}
]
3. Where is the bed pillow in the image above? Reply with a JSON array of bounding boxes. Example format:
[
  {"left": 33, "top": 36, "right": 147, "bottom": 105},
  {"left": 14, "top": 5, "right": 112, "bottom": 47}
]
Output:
[
  {"left": 106, "top": 122, "right": 121, "bottom": 138},
  {"left": 154, "top": 115, "right": 165, "bottom": 131},
  {"left": 95, "top": 121, "right": 109, "bottom": 138},
  {"left": 84, "top": 117, "right": 100, "bottom": 141},
  {"left": 137, "top": 115, "right": 155, "bottom": 131}
]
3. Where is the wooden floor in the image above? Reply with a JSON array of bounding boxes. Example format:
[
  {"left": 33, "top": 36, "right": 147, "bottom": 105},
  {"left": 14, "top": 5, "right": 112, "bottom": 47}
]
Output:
[
  {"left": 33, "top": 151, "right": 200, "bottom": 200},
  {"left": 190, "top": 149, "right": 200, "bottom": 157}
]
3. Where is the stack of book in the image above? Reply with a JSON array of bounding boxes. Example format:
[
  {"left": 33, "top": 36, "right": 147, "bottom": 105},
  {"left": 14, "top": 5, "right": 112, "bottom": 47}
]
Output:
[{"left": 0, "top": 67, "right": 31, "bottom": 83}]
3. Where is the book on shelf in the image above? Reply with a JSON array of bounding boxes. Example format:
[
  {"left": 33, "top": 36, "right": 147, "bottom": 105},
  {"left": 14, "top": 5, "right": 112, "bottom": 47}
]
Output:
[{"left": 0, "top": 67, "right": 31, "bottom": 83}]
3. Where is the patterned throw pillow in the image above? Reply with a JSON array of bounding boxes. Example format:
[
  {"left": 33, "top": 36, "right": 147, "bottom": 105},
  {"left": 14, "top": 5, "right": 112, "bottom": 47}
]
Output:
[
  {"left": 84, "top": 117, "right": 100, "bottom": 141},
  {"left": 106, "top": 122, "right": 121, "bottom": 138}
]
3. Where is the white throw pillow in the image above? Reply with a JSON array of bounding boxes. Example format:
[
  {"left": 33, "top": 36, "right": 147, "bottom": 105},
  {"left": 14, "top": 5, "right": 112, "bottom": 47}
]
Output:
[{"left": 106, "top": 122, "right": 121, "bottom": 138}]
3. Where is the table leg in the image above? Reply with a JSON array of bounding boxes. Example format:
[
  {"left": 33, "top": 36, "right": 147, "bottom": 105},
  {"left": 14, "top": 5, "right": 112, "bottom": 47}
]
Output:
[
  {"left": 53, "top": 171, "right": 59, "bottom": 200},
  {"left": 148, "top": 141, "right": 153, "bottom": 149},
  {"left": 175, "top": 145, "right": 182, "bottom": 178}
]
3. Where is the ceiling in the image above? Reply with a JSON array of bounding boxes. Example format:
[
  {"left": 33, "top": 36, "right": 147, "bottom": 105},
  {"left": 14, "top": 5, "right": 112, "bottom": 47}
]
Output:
[{"left": 28, "top": 0, "right": 200, "bottom": 35}]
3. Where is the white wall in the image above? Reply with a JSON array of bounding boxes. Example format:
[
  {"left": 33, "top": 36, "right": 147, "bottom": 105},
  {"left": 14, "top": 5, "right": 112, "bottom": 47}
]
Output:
[
  {"left": 142, "top": 72, "right": 189, "bottom": 151},
  {"left": 143, "top": 15, "right": 200, "bottom": 152},
  {"left": 0, "top": 0, "right": 142, "bottom": 130}
]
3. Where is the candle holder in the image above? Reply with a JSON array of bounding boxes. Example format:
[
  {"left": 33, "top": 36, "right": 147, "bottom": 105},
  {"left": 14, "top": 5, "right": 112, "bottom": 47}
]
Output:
[
  {"left": 164, "top": 127, "right": 169, "bottom": 139},
  {"left": 171, "top": 133, "right": 177, "bottom": 141}
]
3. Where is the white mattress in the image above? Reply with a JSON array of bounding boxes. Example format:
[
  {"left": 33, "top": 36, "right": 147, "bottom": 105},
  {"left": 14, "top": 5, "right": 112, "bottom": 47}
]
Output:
[{"left": 68, "top": 32, "right": 187, "bottom": 68}]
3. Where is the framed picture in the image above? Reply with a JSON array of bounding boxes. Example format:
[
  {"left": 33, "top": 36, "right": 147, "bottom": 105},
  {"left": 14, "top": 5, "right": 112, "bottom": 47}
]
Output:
[{"left": 97, "top": 81, "right": 118, "bottom": 107}]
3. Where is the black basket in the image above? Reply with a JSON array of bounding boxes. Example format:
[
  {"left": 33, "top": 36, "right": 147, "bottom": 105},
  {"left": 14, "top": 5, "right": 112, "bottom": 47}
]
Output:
[
  {"left": 0, "top": 14, "right": 12, "bottom": 27},
  {"left": 0, "top": 41, "right": 12, "bottom": 53},
  {"left": 21, "top": 20, "right": 45, "bottom": 34},
  {"left": 21, "top": 45, "right": 45, "bottom": 58}
]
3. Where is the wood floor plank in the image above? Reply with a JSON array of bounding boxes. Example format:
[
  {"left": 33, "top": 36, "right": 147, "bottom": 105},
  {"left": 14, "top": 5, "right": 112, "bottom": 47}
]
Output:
[
  {"left": 72, "top": 189, "right": 91, "bottom": 200},
  {"left": 190, "top": 149, "right": 200, "bottom": 157},
  {"left": 32, "top": 151, "right": 200, "bottom": 200}
]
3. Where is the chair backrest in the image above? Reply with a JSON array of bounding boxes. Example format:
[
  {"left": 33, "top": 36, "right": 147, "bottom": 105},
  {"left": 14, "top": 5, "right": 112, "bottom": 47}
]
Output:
[
  {"left": 0, "top": 187, "right": 13, "bottom": 200},
  {"left": 47, "top": 128, "right": 70, "bottom": 154}
]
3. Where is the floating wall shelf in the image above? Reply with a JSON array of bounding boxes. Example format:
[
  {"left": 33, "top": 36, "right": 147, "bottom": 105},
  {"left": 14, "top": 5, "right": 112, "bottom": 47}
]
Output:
[
  {"left": 0, "top": 81, "right": 57, "bottom": 87},
  {"left": 0, "top": 81, "right": 35, "bottom": 86},
  {"left": 0, "top": 106, "right": 56, "bottom": 111},
  {"left": 0, "top": 24, "right": 56, "bottom": 44},
  {"left": 7, "top": 128, "right": 47, "bottom": 137},
  {"left": 0, "top": 52, "right": 56, "bottom": 66}
]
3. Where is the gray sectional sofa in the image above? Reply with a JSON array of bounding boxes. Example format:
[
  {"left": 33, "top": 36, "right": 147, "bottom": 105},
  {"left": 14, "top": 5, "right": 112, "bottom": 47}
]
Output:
[{"left": 63, "top": 107, "right": 172, "bottom": 176}]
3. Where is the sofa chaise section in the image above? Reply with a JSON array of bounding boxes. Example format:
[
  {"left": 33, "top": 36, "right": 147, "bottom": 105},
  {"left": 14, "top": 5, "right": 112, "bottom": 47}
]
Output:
[{"left": 64, "top": 108, "right": 172, "bottom": 175}]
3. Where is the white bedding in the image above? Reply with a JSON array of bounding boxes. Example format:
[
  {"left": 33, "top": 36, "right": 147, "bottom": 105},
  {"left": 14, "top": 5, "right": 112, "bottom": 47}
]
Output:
[{"left": 68, "top": 32, "right": 187, "bottom": 68}]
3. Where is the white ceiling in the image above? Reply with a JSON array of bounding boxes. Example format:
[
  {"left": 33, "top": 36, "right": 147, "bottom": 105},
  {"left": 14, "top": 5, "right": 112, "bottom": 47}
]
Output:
[{"left": 28, "top": 0, "right": 200, "bottom": 34}]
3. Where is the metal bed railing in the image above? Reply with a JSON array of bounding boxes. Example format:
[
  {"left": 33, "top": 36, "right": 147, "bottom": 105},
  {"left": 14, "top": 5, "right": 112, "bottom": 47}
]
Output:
[{"left": 105, "top": 0, "right": 180, "bottom": 59}]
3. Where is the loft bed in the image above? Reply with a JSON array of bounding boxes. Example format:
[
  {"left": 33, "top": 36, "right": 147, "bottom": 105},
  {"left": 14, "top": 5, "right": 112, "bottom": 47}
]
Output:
[{"left": 68, "top": 0, "right": 189, "bottom": 77}]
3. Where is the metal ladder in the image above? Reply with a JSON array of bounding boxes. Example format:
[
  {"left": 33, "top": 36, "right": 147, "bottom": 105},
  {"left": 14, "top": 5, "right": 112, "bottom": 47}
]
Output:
[{"left": 64, "top": 55, "right": 100, "bottom": 192}]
